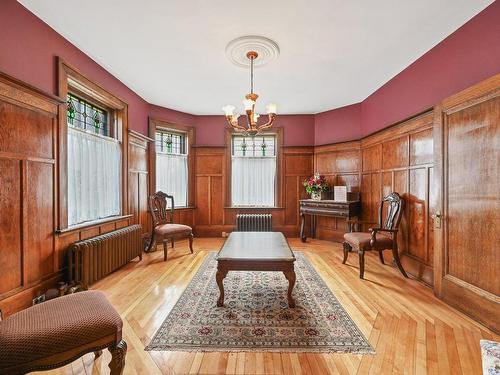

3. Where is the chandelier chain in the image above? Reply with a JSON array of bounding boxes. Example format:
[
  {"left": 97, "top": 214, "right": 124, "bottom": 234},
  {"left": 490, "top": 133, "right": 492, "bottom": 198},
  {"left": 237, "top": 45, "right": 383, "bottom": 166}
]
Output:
[{"left": 250, "top": 56, "right": 254, "bottom": 94}]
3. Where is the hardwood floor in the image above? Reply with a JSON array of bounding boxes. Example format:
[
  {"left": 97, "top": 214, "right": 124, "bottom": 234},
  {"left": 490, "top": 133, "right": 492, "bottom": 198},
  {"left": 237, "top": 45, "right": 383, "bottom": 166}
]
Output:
[{"left": 34, "top": 238, "right": 498, "bottom": 375}]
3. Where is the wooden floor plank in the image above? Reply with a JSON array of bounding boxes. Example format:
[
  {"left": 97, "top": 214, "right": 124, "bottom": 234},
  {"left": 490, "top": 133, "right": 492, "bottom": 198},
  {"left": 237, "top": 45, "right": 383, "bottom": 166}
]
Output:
[{"left": 37, "top": 238, "right": 497, "bottom": 375}]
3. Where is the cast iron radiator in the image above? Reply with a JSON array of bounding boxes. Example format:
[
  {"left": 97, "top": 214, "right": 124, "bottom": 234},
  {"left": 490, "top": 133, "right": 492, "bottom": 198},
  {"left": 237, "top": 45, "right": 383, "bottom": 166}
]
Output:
[
  {"left": 68, "top": 224, "right": 143, "bottom": 288},
  {"left": 236, "top": 214, "right": 272, "bottom": 232}
]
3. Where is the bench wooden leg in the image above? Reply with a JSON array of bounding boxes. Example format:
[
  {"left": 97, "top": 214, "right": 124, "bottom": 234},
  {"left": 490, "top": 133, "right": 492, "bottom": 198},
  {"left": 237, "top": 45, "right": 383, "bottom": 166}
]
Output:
[{"left": 108, "top": 339, "right": 127, "bottom": 375}]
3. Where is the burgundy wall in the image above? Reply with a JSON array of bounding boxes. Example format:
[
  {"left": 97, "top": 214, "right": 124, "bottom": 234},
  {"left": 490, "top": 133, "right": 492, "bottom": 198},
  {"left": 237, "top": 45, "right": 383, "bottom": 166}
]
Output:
[
  {"left": 314, "top": 104, "right": 361, "bottom": 145},
  {"left": 360, "top": 0, "right": 500, "bottom": 137},
  {"left": 149, "top": 104, "right": 196, "bottom": 128},
  {"left": 194, "top": 115, "right": 315, "bottom": 147},
  {"left": 0, "top": 0, "right": 153, "bottom": 134}
]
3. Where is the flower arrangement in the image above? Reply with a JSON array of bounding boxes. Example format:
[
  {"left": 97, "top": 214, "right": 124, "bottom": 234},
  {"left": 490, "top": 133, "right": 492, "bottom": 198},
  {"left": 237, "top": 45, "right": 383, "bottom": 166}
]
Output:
[{"left": 303, "top": 173, "right": 329, "bottom": 200}]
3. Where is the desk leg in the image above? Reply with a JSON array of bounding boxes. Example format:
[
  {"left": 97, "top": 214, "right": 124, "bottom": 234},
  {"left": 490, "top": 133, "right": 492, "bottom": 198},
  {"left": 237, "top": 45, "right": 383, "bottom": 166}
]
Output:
[
  {"left": 216, "top": 267, "right": 228, "bottom": 307},
  {"left": 283, "top": 269, "right": 296, "bottom": 308},
  {"left": 311, "top": 215, "right": 317, "bottom": 239},
  {"left": 300, "top": 213, "right": 306, "bottom": 242}
]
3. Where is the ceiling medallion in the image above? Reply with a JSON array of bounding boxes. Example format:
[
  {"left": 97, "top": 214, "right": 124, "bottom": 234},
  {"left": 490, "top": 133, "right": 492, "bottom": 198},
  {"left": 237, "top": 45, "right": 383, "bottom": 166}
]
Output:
[{"left": 223, "top": 36, "right": 279, "bottom": 136}]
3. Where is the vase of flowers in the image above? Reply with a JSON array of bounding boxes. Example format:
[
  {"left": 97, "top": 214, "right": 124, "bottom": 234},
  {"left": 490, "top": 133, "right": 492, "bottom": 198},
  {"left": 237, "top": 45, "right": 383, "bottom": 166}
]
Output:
[{"left": 303, "top": 173, "right": 328, "bottom": 200}]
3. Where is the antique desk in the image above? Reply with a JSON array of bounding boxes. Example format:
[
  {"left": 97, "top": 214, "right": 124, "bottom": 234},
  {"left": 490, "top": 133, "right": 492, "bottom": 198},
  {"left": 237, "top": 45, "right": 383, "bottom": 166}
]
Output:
[
  {"left": 216, "top": 232, "right": 296, "bottom": 307},
  {"left": 299, "top": 193, "right": 361, "bottom": 242}
]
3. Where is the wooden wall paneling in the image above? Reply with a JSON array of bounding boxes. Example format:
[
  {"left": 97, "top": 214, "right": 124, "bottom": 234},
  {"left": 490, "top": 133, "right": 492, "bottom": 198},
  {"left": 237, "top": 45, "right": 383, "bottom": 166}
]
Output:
[
  {"left": 314, "top": 112, "right": 435, "bottom": 284},
  {"left": 26, "top": 160, "right": 55, "bottom": 283},
  {"left": 0, "top": 159, "right": 22, "bottom": 296},
  {"left": 433, "top": 73, "right": 500, "bottom": 333},
  {"left": 128, "top": 130, "right": 152, "bottom": 235},
  {"left": 0, "top": 72, "right": 63, "bottom": 316}
]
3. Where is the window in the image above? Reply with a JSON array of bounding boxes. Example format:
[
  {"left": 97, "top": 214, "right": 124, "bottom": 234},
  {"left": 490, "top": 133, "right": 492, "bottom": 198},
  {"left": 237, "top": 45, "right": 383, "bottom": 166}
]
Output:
[
  {"left": 66, "top": 93, "right": 121, "bottom": 226},
  {"left": 155, "top": 128, "right": 188, "bottom": 207},
  {"left": 231, "top": 135, "right": 276, "bottom": 207},
  {"left": 67, "top": 93, "right": 109, "bottom": 136}
]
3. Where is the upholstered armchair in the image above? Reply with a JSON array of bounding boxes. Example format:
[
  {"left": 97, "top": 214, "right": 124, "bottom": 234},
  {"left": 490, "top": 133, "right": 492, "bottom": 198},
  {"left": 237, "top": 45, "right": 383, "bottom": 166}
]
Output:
[
  {"left": 147, "top": 191, "right": 193, "bottom": 261},
  {"left": 343, "top": 192, "right": 408, "bottom": 279}
]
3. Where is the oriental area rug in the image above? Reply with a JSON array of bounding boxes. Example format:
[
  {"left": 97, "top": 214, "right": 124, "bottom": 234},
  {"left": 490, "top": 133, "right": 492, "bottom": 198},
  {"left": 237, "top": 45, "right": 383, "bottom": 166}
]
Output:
[{"left": 146, "top": 252, "right": 374, "bottom": 353}]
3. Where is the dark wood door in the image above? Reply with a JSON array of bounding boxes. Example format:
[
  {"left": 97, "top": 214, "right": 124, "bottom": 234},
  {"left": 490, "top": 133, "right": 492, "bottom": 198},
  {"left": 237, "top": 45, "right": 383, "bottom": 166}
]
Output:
[{"left": 433, "top": 73, "right": 500, "bottom": 333}]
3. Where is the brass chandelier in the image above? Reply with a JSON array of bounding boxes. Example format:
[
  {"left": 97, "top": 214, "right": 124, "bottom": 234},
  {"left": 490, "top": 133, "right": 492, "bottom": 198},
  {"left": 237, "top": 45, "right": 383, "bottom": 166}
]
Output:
[{"left": 222, "top": 51, "right": 277, "bottom": 136}]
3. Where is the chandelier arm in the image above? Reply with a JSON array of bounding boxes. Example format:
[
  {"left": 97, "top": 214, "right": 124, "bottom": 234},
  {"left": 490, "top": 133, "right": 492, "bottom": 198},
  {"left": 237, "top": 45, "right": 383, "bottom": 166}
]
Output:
[
  {"left": 256, "top": 113, "right": 276, "bottom": 131},
  {"left": 225, "top": 116, "right": 248, "bottom": 132}
]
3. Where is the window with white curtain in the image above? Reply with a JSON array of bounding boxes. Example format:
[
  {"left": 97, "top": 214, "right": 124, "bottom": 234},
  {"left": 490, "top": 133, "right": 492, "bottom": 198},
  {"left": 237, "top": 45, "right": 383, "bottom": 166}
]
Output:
[
  {"left": 231, "top": 134, "right": 276, "bottom": 207},
  {"left": 155, "top": 129, "right": 188, "bottom": 207},
  {"left": 66, "top": 93, "right": 121, "bottom": 226}
]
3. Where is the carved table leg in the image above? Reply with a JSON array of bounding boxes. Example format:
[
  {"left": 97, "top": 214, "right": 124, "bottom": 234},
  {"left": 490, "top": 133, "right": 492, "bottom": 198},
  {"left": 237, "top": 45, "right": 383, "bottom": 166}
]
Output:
[
  {"left": 108, "top": 339, "right": 127, "bottom": 375},
  {"left": 300, "top": 212, "right": 306, "bottom": 242},
  {"left": 283, "top": 270, "right": 296, "bottom": 308},
  {"left": 216, "top": 268, "right": 228, "bottom": 307}
]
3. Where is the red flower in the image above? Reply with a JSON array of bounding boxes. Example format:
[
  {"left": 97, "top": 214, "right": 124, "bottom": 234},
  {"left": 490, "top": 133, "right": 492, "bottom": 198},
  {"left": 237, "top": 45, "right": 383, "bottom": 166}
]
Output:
[{"left": 308, "top": 180, "right": 313, "bottom": 186}]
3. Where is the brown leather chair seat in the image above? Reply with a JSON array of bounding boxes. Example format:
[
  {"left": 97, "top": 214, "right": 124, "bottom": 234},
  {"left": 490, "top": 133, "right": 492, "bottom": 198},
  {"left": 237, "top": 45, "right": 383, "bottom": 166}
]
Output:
[
  {"left": 154, "top": 223, "right": 192, "bottom": 237},
  {"left": 343, "top": 232, "right": 393, "bottom": 250},
  {"left": 0, "top": 291, "right": 125, "bottom": 374}
]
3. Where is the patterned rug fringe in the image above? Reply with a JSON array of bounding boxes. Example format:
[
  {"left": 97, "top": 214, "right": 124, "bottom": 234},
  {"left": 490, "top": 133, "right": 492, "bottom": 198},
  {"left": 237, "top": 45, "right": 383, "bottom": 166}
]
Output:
[{"left": 146, "top": 344, "right": 375, "bottom": 354}]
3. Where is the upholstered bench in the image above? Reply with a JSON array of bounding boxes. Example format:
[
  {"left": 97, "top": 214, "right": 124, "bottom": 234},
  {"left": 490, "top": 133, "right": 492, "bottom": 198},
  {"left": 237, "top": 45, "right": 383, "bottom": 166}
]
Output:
[{"left": 0, "top": 291, "right": 127, "bottom": 375}]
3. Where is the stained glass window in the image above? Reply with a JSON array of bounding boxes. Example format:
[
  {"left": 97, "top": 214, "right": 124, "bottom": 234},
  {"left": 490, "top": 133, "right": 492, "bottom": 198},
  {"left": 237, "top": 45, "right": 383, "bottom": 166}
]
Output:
[
  {"left": 67, "top": 93, "right": 109, "bottom": 137},
  {"left": 232, "top": 135, "right": 276, "bottom": 157},
  {"left": 155, "top": 130, "right": 187, "bottom": 155}
]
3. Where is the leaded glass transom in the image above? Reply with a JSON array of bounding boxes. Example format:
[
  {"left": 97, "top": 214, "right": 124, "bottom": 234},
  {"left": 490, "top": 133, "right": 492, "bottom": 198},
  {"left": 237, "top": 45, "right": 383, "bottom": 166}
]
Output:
[
  {"left": 232, "top": 135, "right": 276, "bottom": 157},
  {"left": 156, "top": 130, "right": 187, "bottom": 155},
  {"left": 67, "top": 93, "right": 109, "bottom": 136}
]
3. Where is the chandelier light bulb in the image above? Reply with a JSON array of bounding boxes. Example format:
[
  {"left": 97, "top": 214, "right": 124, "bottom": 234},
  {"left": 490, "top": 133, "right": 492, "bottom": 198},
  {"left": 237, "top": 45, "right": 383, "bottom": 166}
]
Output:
[
  {"left": 222, "top": 104, "right": 236, "bottom": 116},
  {"left": 243, "top": 98, "right": 255, "bottom": 111},
  {"left": 266, "top": 103, "right": 277, "bottom": 114}
]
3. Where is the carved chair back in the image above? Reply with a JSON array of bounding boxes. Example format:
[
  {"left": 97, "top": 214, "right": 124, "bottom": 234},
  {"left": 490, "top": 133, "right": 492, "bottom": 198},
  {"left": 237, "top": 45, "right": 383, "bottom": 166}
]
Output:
[
  {"left": 377, "top": 192, "right": 404, "bottom": 234},
  {"left": 148, "top": 191, "right": 174, "bottom": 227}
]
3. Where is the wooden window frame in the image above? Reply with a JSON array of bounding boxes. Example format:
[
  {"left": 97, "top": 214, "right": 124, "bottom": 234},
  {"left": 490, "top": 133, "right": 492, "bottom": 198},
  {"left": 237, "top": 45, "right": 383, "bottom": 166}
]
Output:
[
  {"left": 224, "top": 127, "right": 284, "bottom": 208},
  {"left": 57, "top": 57, "right": 129, "bottom": 230},
  {"left": 148, "top": 118, "right": 195, "bottom": 208}
]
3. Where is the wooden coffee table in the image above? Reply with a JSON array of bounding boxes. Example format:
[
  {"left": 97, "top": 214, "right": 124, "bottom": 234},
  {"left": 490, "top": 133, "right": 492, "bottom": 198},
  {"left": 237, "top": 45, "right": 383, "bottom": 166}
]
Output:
[{"left": 215, "top": 232, "right": 296, "bottom": 307}]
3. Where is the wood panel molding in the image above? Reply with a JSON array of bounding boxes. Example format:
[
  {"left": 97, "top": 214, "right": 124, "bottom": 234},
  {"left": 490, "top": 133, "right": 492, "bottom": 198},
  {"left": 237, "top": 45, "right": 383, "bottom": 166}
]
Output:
[
  {"left": 433, "top": 72, "right": 500, "bottom": 333},
  {"left": 313, "top": 111, "right": 435, "bottom": 284}
]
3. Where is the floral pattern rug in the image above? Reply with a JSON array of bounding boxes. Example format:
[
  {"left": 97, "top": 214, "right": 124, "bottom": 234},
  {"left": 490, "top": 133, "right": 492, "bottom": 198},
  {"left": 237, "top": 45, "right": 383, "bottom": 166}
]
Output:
[{"left": 146, "top": 252, "right": 374, "bottom": 353}]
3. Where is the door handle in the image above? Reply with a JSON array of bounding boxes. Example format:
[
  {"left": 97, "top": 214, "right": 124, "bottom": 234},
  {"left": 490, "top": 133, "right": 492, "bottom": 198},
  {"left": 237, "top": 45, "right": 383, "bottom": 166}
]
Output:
[{"left": 432, "top": 211, "right": 442, "bottom": 229}]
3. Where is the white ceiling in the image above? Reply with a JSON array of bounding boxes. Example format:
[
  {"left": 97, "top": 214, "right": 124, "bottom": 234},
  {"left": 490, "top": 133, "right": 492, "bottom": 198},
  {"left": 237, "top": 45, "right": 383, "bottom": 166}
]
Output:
[{"left": 19, "top": 0, "right": 493, "bottom": 115}]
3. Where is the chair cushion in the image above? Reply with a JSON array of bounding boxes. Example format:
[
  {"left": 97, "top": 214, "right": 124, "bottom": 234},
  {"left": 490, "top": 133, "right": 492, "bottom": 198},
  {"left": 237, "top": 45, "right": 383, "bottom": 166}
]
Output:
[
  {"left": 343, "top": 231, "right": 393, "bottom": 250},
  {"left": 0, "top": 291, "right": 122, "bottom": 371},
  {"left": 155, "top": 223, "right": 192, "bottom": 237}
]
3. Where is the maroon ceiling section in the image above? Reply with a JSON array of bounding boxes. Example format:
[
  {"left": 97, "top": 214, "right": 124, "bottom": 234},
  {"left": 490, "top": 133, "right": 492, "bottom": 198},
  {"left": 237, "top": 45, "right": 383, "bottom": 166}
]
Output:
[{"left": 1, "top": 0, "right": 498, "bottom": 146}]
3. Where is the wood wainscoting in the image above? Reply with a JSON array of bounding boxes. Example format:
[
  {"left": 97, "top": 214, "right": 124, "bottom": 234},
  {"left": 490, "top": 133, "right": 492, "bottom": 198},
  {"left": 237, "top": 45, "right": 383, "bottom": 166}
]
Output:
[
  {"left": 314, "top": 112, "right": 436, "bottom": 285},
  {"left": 193, "top": 144, "right": 314, "bottom": 237},
  {"left": 128, "top": 130, "right": 152, "bottom": 237},
  {"left": 0, "top": 72, "right": 143, "bottom": 317}
]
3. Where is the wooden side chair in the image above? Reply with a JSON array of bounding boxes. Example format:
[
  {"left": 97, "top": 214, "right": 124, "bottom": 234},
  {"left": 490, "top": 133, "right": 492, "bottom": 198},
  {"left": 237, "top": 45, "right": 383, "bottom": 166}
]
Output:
[
  {"left": 343, "top": 192, "right": 408, "bottom": 279},
  {"left": 147, "top": 191, "right": 193, "bottom": 261}
]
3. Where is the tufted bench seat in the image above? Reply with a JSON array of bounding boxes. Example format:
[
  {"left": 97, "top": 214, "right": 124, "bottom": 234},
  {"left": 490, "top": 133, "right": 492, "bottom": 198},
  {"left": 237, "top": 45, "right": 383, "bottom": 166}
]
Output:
[{"left": 0, "top": 291, "right": 127, "bottom": 375}]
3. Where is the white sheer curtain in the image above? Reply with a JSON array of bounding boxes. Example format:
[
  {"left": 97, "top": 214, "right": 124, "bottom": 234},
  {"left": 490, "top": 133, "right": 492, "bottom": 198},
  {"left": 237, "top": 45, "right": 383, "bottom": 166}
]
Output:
[
  {"left": 156, "top": 153, "right": 188, "bottom": 207},
  {"left": 231, "top": 157, "right": 276, "bottom": 206},
  {"left": 67, "top": 127, "right": 121, "bottom": 226}
]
